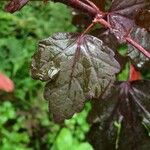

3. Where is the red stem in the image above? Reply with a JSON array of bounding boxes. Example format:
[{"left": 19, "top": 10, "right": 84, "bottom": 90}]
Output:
[
  {"left": 95, "top": 18, "right": 111, "bottom": 28},
  {"left": 54, "top": 0, "right": 98, "bottom": 17},
  {"left": 81, "top": 22, "right": 95, "bottom": 36},
  {"left": 83, "top": 0, "right": 101, "bottom": 13},
  {"left": 55, "top": 0, "right": 150, "bottom": 59},
  {"left": 48, "top": 0, "right": 150, "bottom": 60},
  {"left": 126, "top": 37, "right": 150, "bottom": 59},
  {"left": 5, "top": 0, "right": 29, "bottom": 13}
]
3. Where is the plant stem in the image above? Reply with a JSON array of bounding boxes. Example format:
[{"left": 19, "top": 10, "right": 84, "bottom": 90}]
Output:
[
  {"left": 81, "top": 22, "right": 95, "bottom": 36},
  {"left": 5, "top": 0, "right": 29, "bottom": 13},
  {"left": 55, "top": 0, "right": 150, "bottom": 60},
  {"left": 54, "top": 0, "right": 98, "bottom": 17},
  {"left": 83, "top": 0, "right": 101, "bottom": 13},
  {"left": 126, "top": 37, "right": 150, "bottom": 59},
  {"left": 95, "top": 18, "right": 111, "bottom": 28}
]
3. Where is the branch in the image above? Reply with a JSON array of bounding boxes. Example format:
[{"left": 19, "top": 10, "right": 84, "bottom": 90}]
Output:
[
  {"left": 53, "top": 0, "right": 99, "bottom": 17},
  {"left": 83, "top": 0, "right": 100, "bottom": 12},
  {"left": 5, "top": 0, "right": 29, "bottom": 13},
  {"left": 94, "top": 18, "right": 150, "bottom": 59},
  {"left": 94, "top": 17, "right": 111, "bottom": 28},
  {"left": 126, "top": 37, "right": 150, "bottom": 59},
  {"left": 5, "top": 0, "right": 150, "bottom": 59}
]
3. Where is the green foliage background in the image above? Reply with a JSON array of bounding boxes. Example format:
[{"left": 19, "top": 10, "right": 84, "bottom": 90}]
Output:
[{"left": 0, "top": 2, "right": 93, "bottom": 150}]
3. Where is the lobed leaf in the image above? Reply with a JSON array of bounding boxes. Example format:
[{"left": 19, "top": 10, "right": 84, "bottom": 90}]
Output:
[
  {"left": 31, "top": 33, "right": 120, "bottom": 122},
  {"left": 87, "top": 80, "right": 150, "bottom": 149}
]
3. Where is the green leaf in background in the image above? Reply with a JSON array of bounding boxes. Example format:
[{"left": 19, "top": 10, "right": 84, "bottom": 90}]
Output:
[
  {"left": 53, "top": 128, "right": 73, "bottom": 150},
  {"left": 52, "top": 128, "right": 93, "bottom": 150}
]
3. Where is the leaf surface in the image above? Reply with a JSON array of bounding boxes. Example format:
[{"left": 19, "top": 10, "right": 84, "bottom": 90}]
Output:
[
  {"left": 31, "top": 33, "right": 120, "bottom": 122},
  {"left": 128, "top": 27, "right": 150, "bottom": 70},
  {"left": 91, "top": 29, "right": 127, "bottom": 69},
  {"left": 108, "top": 0, "right": 150, "bottom": 42},
  {"left": 87, "top": 80, "right": 150, "bottom": 150}
]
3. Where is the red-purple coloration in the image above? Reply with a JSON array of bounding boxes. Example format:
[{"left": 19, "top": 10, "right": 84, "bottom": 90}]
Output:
[
  {"left": 2, "top": 1, "right": 150, "bottom": 149},
  {"left": 5, "top": 0, "right": 29, "bottom": 13}
]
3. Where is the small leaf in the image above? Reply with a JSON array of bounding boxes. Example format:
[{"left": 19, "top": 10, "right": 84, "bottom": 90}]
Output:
[
  {"left": 31, "top": 33, "right": 120, "bottom": 122},
  {"left": 77, "top": 142, "right": 93, "bottom": 150},
  {"left": 54, "top": 128, "right": 73, "bottom": 150}
]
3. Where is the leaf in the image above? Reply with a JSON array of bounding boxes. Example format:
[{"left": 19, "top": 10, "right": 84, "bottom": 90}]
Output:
[
  {"left": 110, "top": 0, "right": 150, "bottom": 18},
  {"left": 0, "top": 73, "right": 14, "bottom": 92},
  {"left": 91, "top": 29, "right": 119, "bottom": 50},
  {"left": 108, "top": 0, "right": 150, "bottom": 42},
  {"left": 54, "top": 128, "right": 73, "bottom": 150},
  {"left": 91, "top": 29, "right": 127, "bottom": 69},
  {"left": 31, "top": 33, "right": 120, "bottom": 122},
  {"left": 128, "top": 27, "right": 150, "bottom": 70},
  {"left": 5, "top": 0, "right": 29, "bottom": 13},
  {"left": 87, "top": 80, "right": 150, "bottom": 149},
  {"left": 77, "top": 142, "right": 93, "bottom": 150}
]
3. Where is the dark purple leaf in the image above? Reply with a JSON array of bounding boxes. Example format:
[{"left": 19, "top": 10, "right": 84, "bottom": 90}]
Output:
[
  {"left": 87, "top": 80, "right": 150, "bottom": 149},
  {"left": 5, "top": 0, "right": 29, "bottom": 13},
  {"left": 108, "top": 0, "right": 150, "bottom": 42},
  {"left": 91, "top": 29, "right": 127, "bottom": 69},
  {"left": 110, "top": 0, "right": 150, "bottom": 18},
  {"left": 91, "top": 29, "right": 119, "bottom": 50},
  {"left": 128, "top": 27, "right": 150, "bottom": 70},
  {"left": 31, "top": 33, "right": 120, "bottom": 122}
]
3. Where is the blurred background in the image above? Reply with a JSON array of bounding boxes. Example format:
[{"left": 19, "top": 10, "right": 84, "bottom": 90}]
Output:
[{"left": 0, "top": 2, "right": 93, "bottom": 150}]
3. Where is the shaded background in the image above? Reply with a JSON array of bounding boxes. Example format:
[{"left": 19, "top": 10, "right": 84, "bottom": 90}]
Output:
[{"left": 0, "top": 2, "right": 93, "bottom": 150}]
